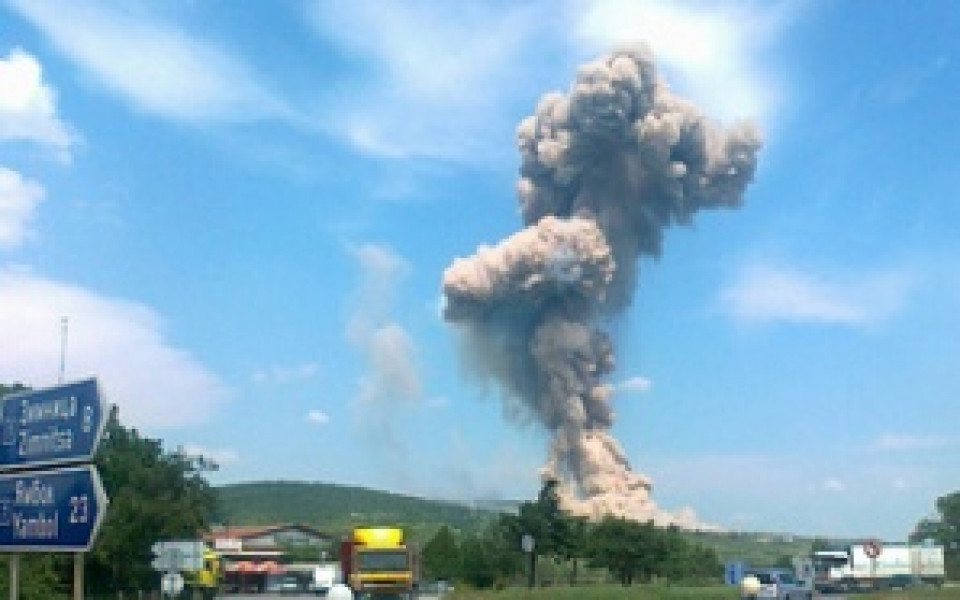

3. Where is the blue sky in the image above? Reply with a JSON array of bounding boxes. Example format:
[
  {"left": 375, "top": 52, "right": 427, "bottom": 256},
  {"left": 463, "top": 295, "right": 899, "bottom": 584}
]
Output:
[{"left": 0, "top": 0, "right": 958, "bottom": 541}]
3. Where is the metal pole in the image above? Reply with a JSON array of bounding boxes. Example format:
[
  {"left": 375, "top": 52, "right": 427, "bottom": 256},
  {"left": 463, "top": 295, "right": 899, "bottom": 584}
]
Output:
[
  {"left": 74, "top": 552, "right": 84, "bottom": 600},
  {"left": 10, "top": 554, "right": 19, "bottom": 600},
  {"left": 528, "top": 551, "right": 535, "bottom": 589},
  {"left": 59, "top": 316, "right": 68, "bottom": 384}
]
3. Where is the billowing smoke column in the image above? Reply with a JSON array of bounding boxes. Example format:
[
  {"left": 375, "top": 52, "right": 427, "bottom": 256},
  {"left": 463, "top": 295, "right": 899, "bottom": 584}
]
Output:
[{"left": 442, "top": 47, "right": 762, "bottom": 526}]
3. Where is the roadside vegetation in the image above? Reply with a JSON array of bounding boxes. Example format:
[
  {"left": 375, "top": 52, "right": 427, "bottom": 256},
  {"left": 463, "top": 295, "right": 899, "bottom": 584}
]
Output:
[{"left": 447, "top": 584, "right": 959, "bottom": 600}]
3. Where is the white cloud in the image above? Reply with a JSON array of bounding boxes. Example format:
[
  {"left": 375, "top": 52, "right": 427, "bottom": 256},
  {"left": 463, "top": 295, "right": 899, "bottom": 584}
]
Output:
[
  {"left": 308, "top": 1, "right": 542, "bottom": 161},
  {"left": 8, "top": 1, "right": 289, "bottom": 124},
  {"left": 181, "top": 444, "right": 239, "bottom": 467},
  {"left": 720, "top": 264, "right": 916, "bottom": 327},
  {"left": 823, "top": 477, "right": 845, "bottom": 492},
  {"left": 426, "top": 395, "right": 449, "bottom": 409},
  {"left": 0, "top": 168, "right": 44, "bottom": 248},
  {"left": 617, "top": 375, "right": 652, "bottom": 394},
  {"left": 0, "top": 267, "right": 230, "bottom": 428},
  {"left": 0, "top": 48, "right": 73, "bottom": 155},
  {"left": 573, "top": 0, "right": 797, "bottom": 125},
  {"left": 345, "top": 244, "right": 422, "bottom": 450},
  {"left": 346, "top": 243, "right": 411, "bottom": 345},
  {"left": 307, "top": 410, "right": 330, "bottom": 426},
  {"left": 356, "top": 324, "right": 422, "bottom": 408},
  {"left": 869, "top": 433, "right": 955, "bottom": 453},
  {"left": 251, "top": 362, "right": 319, "bottom": 385}
]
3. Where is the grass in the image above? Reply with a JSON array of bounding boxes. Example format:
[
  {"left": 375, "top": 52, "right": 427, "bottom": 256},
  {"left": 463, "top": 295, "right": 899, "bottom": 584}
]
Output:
[
  {"left": 449, "top": 584, "right": 739, "bottom": 600},
  {"left": 448, "top": 583, "right": 960, "bottom": 600}
]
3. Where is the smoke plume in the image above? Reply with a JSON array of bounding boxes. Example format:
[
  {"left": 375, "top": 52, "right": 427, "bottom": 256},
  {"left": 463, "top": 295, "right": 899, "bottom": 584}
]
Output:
[{"left": 442, "top": 47, "right": 762, "bottom": 527}]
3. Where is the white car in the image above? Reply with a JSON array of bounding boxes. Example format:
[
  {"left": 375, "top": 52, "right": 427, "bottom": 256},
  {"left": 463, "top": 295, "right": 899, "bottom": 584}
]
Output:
[{"left": 741, "top": 568, "right": 812, "bottom": 600}]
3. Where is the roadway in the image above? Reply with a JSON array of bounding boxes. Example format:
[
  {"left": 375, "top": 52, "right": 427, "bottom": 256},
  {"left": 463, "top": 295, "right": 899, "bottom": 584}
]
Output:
[{"left": 215, "top": 594, "right": 444, "bottom": 600}]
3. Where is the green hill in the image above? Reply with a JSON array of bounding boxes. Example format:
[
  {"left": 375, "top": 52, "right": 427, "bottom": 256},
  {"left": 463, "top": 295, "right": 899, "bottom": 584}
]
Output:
[
  {"left": 215, "top": 481, "right": 503, "bottom": 542},
  {"left": 215, "top": 481, "right": 816, "bottom": 564}
]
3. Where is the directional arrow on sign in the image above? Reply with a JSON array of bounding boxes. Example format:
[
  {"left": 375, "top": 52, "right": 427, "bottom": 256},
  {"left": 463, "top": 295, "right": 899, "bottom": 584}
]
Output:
[
  {"left": 0, "top": 378, "right": 108, "bottom": 470},
  {"left": 0, "top": 464, "right": 108, "bottom": 552}
]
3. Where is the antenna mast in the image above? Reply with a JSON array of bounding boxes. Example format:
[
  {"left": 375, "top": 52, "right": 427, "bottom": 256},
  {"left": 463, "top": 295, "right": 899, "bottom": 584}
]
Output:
[{"left": 59, "top": 316, "right": 68, "bottom": 384}]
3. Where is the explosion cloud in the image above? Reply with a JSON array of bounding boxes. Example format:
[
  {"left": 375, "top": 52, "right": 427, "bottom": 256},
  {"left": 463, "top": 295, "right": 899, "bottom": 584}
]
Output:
[{"left": 442, "top": 47, "right": 762, "bottom": 527}]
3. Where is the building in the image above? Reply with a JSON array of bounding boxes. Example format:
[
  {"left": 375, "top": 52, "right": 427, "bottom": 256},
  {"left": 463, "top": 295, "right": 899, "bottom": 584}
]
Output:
[{"left": 205, "top": 524, "right": 334, "bottom": 593}]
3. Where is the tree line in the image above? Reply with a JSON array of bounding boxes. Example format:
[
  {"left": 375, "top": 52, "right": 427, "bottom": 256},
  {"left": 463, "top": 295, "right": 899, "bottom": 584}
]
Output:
[{"left": 421, "top": 479, "right": 723, "bottom": 589}]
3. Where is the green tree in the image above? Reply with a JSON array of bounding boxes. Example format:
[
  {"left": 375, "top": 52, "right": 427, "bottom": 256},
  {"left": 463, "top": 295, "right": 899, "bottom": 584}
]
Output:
[
  {"left": 86, "top": 409, "right": 220, "bottom": 594},
  {"left": 499, "top": 478, "right": 580, "bottom": 573},
  {"left": 810, "top": 537, "right": 832, "bottom": 552},
  {"left": 422, "top": 525, "right": 461, "bottom": 581},
  {"left": 456, "top": 521, "right": 520, "bottom": 590},
  {"left": 586, "top": 517, "right": 656, "bottom": 585},
  {"left": 912, "top": 491, "right": 960, "bottom": 580},
  {"left": 586, "top": 517, "right": 721, "bottom": 585}
]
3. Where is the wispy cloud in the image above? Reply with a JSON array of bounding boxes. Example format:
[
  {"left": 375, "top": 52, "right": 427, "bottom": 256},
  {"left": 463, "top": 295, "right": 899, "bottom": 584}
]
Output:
[
  {"left": 8, "top": 1, "right": 289, "bottom": 124},
  {"left": 573, "top": 0, "right": 799, "bottom": 126},
  {"left": 822, "top": 477, "right": 845, "bottom": 492},
  {"left": 0, "top": 266, "right": 230, "bottom": 428},
  {"left": 720, "top": 264, "right": 916, "bottom": 327},
  {"left": 345, "top": 244, "right": 422, "bottom": 451},
  {"left": 307, "top": 410, "right": 330, "bottom": 426},
  {"left": 251, "top": 362, "right": 319, "bottom": 385},
  {"left": 868, "top": 433, "right": 955, "bottom": 453},
  {"left": 0, "top": 48, "right": 74, "bottom": 156},
  {"left": 0, "top": 168, "right": 43, "bottom": 248},
  {"left": 307, "top": 1, "right": 542, "bottom": 161},
  {"left": 617, "top": 375, "right": 652, "bottom": 394}
]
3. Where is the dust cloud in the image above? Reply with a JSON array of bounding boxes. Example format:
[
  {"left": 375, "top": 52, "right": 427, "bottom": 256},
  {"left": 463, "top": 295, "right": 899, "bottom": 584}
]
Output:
[{"left": 442, "top": 47, "right": 762, "bottom": 527}]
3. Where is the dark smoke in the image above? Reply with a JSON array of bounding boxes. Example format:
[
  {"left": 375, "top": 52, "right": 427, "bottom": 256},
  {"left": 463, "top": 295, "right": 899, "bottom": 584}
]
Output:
[{"left": 442, "top": 47, "right": 762, "bottom": 526}]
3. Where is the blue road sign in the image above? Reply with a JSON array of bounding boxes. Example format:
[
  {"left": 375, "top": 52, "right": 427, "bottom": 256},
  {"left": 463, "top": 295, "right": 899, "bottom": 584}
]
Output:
[
  {"left": 0, "top": 378, "right": 107, "bottom": 470},
  {"left": 0, "top": 464, "right": 108, "bottom": 551}
]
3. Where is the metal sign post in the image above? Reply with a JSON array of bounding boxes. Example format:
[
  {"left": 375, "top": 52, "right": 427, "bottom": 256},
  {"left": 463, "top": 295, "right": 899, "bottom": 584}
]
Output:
[{"left": 521, "top": 534, "right": 535, "bottom": 589}]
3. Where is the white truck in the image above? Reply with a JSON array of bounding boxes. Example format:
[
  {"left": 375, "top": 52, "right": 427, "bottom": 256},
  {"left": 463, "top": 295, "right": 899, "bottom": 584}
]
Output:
[{"left": 810, "top": 542, "right": 945, "bottom": 592}]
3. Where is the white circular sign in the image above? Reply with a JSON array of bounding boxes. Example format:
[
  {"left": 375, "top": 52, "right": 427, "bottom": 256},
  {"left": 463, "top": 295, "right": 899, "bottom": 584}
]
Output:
[
  {"left": 161, "top": 572, "right": 184, "bottom": 596},
  {"left": 521, "top": 534, "right": 535, "bottom": 553}
]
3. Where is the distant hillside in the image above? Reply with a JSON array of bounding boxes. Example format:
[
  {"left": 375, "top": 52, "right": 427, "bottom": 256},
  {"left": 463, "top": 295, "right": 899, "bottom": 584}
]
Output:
[
  {"left": 215, "top": 481, "right": 816, "bottom": 563},
  {"left": 215, "top": 481, "right": 503, "bottom": 542}
]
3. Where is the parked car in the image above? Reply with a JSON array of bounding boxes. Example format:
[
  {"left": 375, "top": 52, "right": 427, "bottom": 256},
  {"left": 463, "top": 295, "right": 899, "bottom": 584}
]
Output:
[{"left": 741, "top": 568, "right": 812, "bottom": 600}]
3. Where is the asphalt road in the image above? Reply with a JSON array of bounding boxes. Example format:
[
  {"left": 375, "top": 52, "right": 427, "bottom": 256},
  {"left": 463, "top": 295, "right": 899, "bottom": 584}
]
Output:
[{"left": 217, "top": 596, "right": 443, "bottom": 600}]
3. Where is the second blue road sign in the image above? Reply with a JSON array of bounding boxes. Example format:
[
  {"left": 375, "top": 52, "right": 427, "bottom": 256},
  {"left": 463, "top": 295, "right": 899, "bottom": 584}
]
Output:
[{"left": 0, "top": 464, "right": 108, "bottom": 552}]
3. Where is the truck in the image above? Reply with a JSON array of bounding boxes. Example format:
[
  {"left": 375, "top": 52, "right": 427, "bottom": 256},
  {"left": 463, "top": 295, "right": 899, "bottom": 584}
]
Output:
[
  {"left": 340, "top": 527, "right": 419, "bottom": 599},
  {"left": 181, "top": 547, "right": 222, "bottom": 600},
  {"left": 810, "top": 542, "right": 945, "bottom": 592}
]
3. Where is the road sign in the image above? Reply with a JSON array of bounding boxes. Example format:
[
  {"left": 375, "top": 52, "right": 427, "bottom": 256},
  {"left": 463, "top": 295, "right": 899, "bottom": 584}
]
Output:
[
  {"left": 152, "top": 540, "right": 206, "bottom": 571},
  {"left": 0, "top": 378, "right": 108, "bottom": 470},
  {"left": 865, "top": 539, "right": 883, "bottom": 559},
  {"left": 0, "top": 464, "right": 108, "bottom": 552}
]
